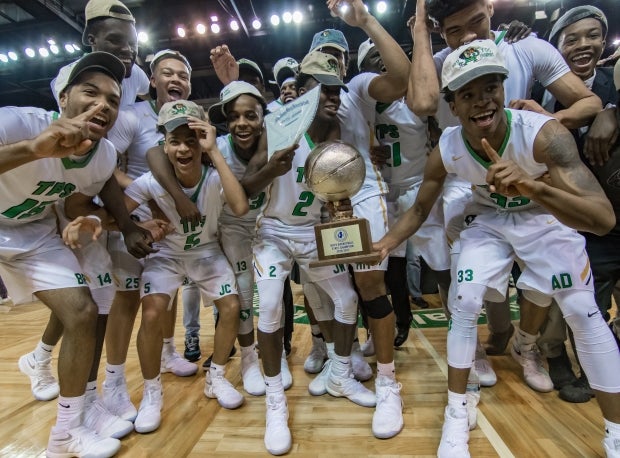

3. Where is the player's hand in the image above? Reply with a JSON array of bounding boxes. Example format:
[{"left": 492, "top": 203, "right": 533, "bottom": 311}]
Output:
[
  {"left": 583, "top": 107, "right": 618, "bottom": 167},
  {"left": 268, "top": 145, "right": 297, "bottom": 177},
  {"left": 483, "top": 138, "right": 538, "bottom": 197},
  {"left": 327, "top": 0, "right": 370, "bottom": 27},
  {"left": 173, "top": 195, "right": 202, "bottom": 227},
  {"left": 122, "top": 224, "right": 159, "bottom": 258},
  {"left": 62, "top": 216, "right": 102, "bottom": 249},
  {"left": 372, "top": 236, "right": 394, "bottom": 264},
  {"left": 407, "top": 0, "right": 437, "bottom": 32},
  {"left": 137, "top": 218, "right": 174, "bottom": 242},
  {"left": 210, "top": 45, "right": 239, "bottom": 85},
  {"left": 188, "top": 116, "right": 217, "bottom": 154},
  {"left": 29, "top": 104, "right": 104, "bottom": 159},
  {"left": 499, "top": 20, "right": 532, "bottom": 44},
  {"left": 508, "top": 99, "right": 551, "bottom": 117},
  {"left": 369, "top": 145, "right": 391, "bottom": 167}
]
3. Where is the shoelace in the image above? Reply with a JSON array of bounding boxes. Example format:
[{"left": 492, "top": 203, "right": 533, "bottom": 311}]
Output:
[{"left": 377, "top": 382, "right": 403, "bottom": 405}]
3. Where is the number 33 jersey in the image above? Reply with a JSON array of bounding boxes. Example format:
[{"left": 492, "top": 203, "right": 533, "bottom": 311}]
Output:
[{"left": 439, "top": 108, "right": 551, "bottom": 212}]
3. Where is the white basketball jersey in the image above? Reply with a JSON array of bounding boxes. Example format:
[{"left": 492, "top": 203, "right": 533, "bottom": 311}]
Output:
[
  {"left": 217, "top": 134, "right": 265, "bottom": 227},
  {"left": 257, "top": 133, "right": 323, "bottom": 236},
  {"left": 107, "top": 100, "right": 162, "bottom": 179},
  {"left": 375, "top": 98, "right": 430, "bottom": 189},
  {"left": 439, "top": 109, "right": 552, "bottom": 212},
  {"left": 339, "top": 73, "right": 388, "bottom": 205},
  {"left": 0, "top": 107, "right": 117, "bottom": 227},
  {"left": 125, "top": 166, "right": 224, "bottom": 258}
]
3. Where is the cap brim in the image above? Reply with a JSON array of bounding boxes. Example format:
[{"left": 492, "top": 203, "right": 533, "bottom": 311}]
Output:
[
  {"left": 161, "top": 117, "right": 191, "bottom": 133},
  {"left": 445, "top": 65, "right": 509, "bottom": 92},
  {"left": 207, "top": 103, "right": 226, "bottom": 125},
  {"left": 311, "top": 43, "right": 347, "bottom": 54},
  {"left": 62, "top": 52, "right": 125, "bottom": 94},
  {"left": 276, "top": 68, "right": 296, "bottom": 87},
  {"left": 314, "top": 75, "right": 348, "bottom": 92},
  {"left": 239, "top": 63, "right": 264, "bottom": 82}
]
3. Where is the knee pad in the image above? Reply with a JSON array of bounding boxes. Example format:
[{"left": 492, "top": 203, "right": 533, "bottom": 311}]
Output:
[
  {"left": 446, "top": 284, "right": 485, "bottom": 369},
  {"left": 315, "top": 278, "right": 358, "bottom": 325},
  {"left": 256, "top": 280, "right": 284, "bottom": 334},
  {"left": 363, "top": 295, "right": 393, "bottom": 319},
  {"left": 91, "top": 285, "right": 116, "bottom": 315},
  {"left": 303, "top": 283, "right": 334, "bottom": 322}
]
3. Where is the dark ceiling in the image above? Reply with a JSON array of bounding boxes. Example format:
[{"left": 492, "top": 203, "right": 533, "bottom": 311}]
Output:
[{"left": 1, "top": 0, "right": 619, "bottom": 110}]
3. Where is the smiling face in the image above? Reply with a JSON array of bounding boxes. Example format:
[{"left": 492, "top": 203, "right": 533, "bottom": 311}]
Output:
[
  {"left": 151, "top": 58, "right": 191, "bottom": 106},
  {"left": 298, "top": 77, "right": 341, "bottom": 123},
  {"left": 225, "top": 94, "right": 264, "bottom": 158},
  {"left": 440, "top": 0, "right": 493, "bottom": 50},
  {"left": 449, "top": 74, "right": 506, "bottom": 143},
  {"left": 279, "top": 80, "right": 298, "bottom": 104},
  {"left": 558, "top": 18, "right": 606, "bottom": 81},
  {"left": 360, "top": 47, "right": 385, "bottom": 74},
  {"left": 164, "top": 124, "right": 202, "bottom": 186},
  {"left": 87, "top": 18, "right": 138, "bottom": 78},
  {"left": 60, "top": 71, "right": 121, "bottom": 143}
]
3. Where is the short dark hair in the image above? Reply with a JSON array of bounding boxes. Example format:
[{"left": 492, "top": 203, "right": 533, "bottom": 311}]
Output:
[
  {"left": 295, "top": 72, "right": 315, "bottom": 92},
  {"left": 426, "top": 0, "right": 481, "bottom": 27},
  {"left": 443, "top": 73, "right": 507, "bottom": 103}
]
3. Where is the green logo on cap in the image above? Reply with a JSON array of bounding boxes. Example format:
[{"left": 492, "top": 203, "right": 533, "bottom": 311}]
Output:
[
  {"left": 171, "top": 103, "right": 188, "bottom": 115},
  {"left": 456, "top": 46, "right": 494, "bottom": 68}
]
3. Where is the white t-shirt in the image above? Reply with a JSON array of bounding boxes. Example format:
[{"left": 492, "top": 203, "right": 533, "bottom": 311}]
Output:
[
  {"left": 0, "top": 107, "right": 117, "bottom": 227},
  {"left": 107, "top": 100, "right": 162, "bottom": 179}
]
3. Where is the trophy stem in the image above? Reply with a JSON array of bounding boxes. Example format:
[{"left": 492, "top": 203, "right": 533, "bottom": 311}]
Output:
[{"left": 332, "top": 200, "right": 354, "bottom": 221}]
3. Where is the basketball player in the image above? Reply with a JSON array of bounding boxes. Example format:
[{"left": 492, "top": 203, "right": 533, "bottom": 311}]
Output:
[
  {"left": 267, "top": 57, "right": 299, "bottom": 112},
  {"left": 374, "top": 39, "right": 620, "bottom": 458},
  {"left": 119, "top": 100, "right": 249, "bottom": 432},
  {"left": 0, "top": 52, "right": 154, "bottom": 457},
  {"left": 242, "top": 51, "right": 373, "bottom": 456}
]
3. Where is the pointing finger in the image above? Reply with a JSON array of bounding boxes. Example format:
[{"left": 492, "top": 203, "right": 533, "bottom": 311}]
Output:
[
  {"left": 74, "top": 103, "right": 104, "bottom": 123},
  {"left": 482, "top": 138, "right": 501, "bottom": 164}
]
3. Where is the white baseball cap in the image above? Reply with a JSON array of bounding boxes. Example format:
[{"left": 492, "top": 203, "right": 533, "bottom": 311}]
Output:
[
  {"left": 357, "top": 38, "right": 375, "bottom": 71},
  {"left": 149, "top": 49, "right": 192, "bottom": 74},
  {"left": 270, "top": 57, "right": 299, "bottom": 88},
  {"left": 208, "top": 81, "right": 266, "bottom": 124},
  {"left": 441, "top": 39, "right": 509, "bottom": 92}
]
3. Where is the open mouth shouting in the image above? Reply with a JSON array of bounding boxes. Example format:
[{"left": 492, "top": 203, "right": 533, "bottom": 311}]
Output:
[
  {"left": 570, "top": 52, "right": 594, "bottom": 73},
  {"left": 470, "top": 109, "right": 496, "bottom": 128}
]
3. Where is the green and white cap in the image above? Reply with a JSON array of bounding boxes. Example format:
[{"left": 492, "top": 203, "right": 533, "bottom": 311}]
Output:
[
  {"left": 441, "top": 39, "right": 508, "bottom": 92},
  {"left": 208, "top": 80, "right": 266, "bottom": 124},
  {"left": 157, "top": 100, "right": 206, "bottom": 132},
  {"left": 299, "top": 51, "right": 348, "bottom": 91}
]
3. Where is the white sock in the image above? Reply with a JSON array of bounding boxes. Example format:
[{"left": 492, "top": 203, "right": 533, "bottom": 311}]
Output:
[
  {"left": 211, "top": 363, "right": 225, "bottom": 375},
  {"left": 605, "top": 419, "right": 620, "bottom": 437},
  {"left": 377, "top": 361, "right": 396, "bottom": 379},
  {"left": 34, "top": 340, "right": 54, "bottom": 362},
  {"left": 264, "top": 374, "right": 283, "bottom": 394},
  {"left": 162, "top": 337, "right": 175, "bottom": 356},
  {"left": 515, "top": 328, "right": 538, "bottom": 347},
  {"left": 331, "top": 354, "right": 351, "bottom": 376},
  {"left": 447, "top": 390, "right": 468, "bottom": 414},
  {"left": 55, "top": 395, "right": 84, "bottom": 431},
  {"left": 105, "top": 363, "right": 125, "bottom": 385},
  {"left": 85, "top": 381, "right": 98, "bottom": 404},
  {"left": 144, "top": 375, "right": 161, "bottom": 390},
  {"left": 240, "top": 344, "right": 256, "bottom": 358},
  {"left": 326, "top": 342, "right": 335, "bottom": 360}
]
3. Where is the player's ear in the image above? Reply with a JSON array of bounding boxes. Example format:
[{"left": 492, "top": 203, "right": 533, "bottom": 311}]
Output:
[
  {"left": 449, "top": 100, "right": 457, "bottom": 116},
  {"left": 298, "top": 86, "right": 307, "bottom": 96},
  {"left": 59, "top": 89, "right": 69, "bottom": 111}
]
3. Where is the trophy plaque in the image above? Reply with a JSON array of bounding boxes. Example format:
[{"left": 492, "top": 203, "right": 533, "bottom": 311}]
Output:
[{"left": 304, "top": 140, "right": 381, "bottom": 268}]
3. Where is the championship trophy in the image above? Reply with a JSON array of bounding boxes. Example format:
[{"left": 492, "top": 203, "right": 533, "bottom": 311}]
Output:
[{"left": 305, "top": 140, "right": 381, "bottom": 267}]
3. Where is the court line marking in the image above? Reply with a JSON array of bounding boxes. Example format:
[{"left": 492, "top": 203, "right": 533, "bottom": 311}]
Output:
[{"left": 412, "top": 327, "right": 516, "bottom": 458}]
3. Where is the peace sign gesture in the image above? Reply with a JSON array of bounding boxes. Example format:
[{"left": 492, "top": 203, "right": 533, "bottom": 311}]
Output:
[
  {"left": 483, "top": 138, "right": 538, "bottom": 198},
  {"left": 30, "top": 103, "right": 104, "bottom": 159}
]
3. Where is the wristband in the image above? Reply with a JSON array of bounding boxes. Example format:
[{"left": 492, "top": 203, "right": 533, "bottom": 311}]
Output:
[{"left": 86, "top": 215, "right": 102, "bottom": 225}]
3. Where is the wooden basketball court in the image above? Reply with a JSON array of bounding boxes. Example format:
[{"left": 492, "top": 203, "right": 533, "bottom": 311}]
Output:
[{"left": 0, "top": 290, "right": 608, "bottom": 457}]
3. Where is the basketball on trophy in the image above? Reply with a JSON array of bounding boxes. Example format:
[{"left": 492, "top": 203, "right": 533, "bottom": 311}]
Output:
[{"left": 304, "top": 140, "right": 366, "bottom": 202}]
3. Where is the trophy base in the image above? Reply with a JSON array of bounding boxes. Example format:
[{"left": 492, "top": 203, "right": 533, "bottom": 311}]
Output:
[
  {"left": 310, "top": 218, "right": 379, "bottom": 268},
  {"left": 309, "top": 252, "right": 381, "bottom": 268}
]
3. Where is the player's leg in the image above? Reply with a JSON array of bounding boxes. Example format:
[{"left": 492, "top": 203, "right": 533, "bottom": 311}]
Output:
[
  {"left": 182, "top": 281, "right": 201, "bottom": 362},
  {"left": 161, "top": 294, "right": 198, "bottom": 376}
]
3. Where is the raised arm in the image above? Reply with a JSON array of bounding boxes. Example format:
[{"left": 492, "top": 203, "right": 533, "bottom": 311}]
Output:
[
  {"left": 146, "top": 144, "right": 201, "bottom": 226},
  {"left": 545, "top": 72, "right": 602, "bottom": 130},
  {"left": 406, "top": 0, "right": 439, "bottom": 116},
  {"left": 373, "top": 146, "right": 447, "bottom": 259},
  {"left": 329, "top": 0, "right": 409, "bottom": 102},
  {"left": 240, "top": 137, "right": 297, "bottom": 197}
]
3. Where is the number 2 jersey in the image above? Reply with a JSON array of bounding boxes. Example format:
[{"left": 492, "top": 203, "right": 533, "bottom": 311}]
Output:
[{"left": 439, "top": 108, "right": 552, "bottom": 213}]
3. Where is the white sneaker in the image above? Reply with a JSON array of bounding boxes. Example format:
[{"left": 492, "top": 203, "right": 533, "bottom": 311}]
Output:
[
  {"left": 134, "top": 384, "right": 163, "bottom": 434},
  {"left": 161, "top": 351, "right": 198, "bottom": 377},
  {"left": 46, "top": 425, "right": 120, "bottom": 458},
  {"left": 264, "top": 393, "right": 291, "bottom": 456},
  {"left": 204, "top": 370, "right": 244, "bottom": 409},
  {"left": 83, "top": 398, "right": 134, "bottom": 439},
  {"left": 102, "top": 379, "right": 137, "bottom": 422},
  {"left": 303, "top": 336, "right": 327, "bottom": 374},
  {"left": 475, "top": 357, "right": 497, "bottom": 387},
  {"left": 361, "top": 334, "right": 375, "bottom": 357},
  {"left": 18, "top": 352, "right": 59, "bottom": 401},
  {"left": 308, "top": 359, "right": 331, "bottom": 396},
  {"left": 372, "top": 376, "right": 403, "bottom": 439},
  {"left": 437, "top": 406, "right": 471, "bottom": 458},
  {"left": 511, "top": 342, "right": 553, "bottom": 392},
  {"left": 281, "top": 351, "right": 292, "bottom": 390},
  {"left": 241, "top": 348, "right": 265, "bottom": 396},
  {"left": 326, "top": 369, "right": 376, "bottom": 407},
  {"left": 603, "top": 434, "right": 620, "bottom": 458},
  {"left": 351, "top": 342, "right": 372, "bottom": 382}
]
